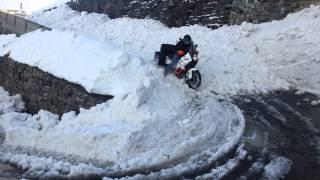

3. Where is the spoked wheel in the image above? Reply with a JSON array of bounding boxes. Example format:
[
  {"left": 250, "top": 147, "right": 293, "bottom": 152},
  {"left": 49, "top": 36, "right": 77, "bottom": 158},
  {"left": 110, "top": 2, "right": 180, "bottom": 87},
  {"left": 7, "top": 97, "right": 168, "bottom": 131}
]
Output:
[{"left": 185, "top": 70, "right": 201, "bottom": 90}]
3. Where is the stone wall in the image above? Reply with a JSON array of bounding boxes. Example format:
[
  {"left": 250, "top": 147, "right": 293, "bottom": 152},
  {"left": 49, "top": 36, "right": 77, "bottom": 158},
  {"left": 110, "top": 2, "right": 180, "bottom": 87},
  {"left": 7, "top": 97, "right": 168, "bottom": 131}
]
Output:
[
  {"left": 0, "top": 55, "right": 112, "bottom": 116},
  {"left": 69, "top": 0, "right": 233, "bottom": 29},
  {"left": 69, "top": 0, "right": 320, "bottom": 28}
]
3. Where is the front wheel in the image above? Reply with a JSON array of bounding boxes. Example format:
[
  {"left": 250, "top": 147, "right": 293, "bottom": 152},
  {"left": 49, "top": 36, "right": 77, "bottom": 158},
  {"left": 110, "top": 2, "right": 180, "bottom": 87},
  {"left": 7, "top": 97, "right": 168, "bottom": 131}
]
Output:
[{"left": 185, "top": 69, "right": 201, "bottom": 90}]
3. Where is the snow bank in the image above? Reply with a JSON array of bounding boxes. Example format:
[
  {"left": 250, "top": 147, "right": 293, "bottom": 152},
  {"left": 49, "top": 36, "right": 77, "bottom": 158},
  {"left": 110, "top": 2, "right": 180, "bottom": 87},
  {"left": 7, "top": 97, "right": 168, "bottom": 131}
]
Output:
[
  {"left": 0, "top": 85, "right": 245, "bottom": 173},
  {"left": 5, "top": 29, "right": 152, "bottom": 97},
  {"left": 32, "top": 4, "right": 320, "bottom": 96},
  {"left": 0, "top": 0, "right": 70, "bottom": 14},
  {"left": 245, "top": 6, "right": 320, "bottom": 96},
  {"left": 0, "top": 2, "right": 319, "bottom": 178}
]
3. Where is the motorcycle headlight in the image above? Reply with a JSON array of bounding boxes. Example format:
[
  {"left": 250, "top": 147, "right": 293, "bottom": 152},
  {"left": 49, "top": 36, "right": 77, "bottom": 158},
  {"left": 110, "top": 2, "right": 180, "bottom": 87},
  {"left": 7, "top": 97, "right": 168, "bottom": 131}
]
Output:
[{"left": 194, "top": 55, "right": 199, "bottom": 61}]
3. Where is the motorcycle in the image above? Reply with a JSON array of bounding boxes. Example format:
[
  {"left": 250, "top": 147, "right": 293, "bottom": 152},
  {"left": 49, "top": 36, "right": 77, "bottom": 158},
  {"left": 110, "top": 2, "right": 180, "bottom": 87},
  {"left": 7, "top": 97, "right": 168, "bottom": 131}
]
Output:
[{"left": 154, "top": 44, "right": 202, "bottom": 90}]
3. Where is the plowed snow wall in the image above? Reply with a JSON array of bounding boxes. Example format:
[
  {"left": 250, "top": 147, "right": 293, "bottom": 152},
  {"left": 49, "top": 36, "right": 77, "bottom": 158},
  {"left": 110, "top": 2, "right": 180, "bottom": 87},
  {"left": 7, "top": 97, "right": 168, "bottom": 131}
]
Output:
[{"left": 0, "top": 55, "right": 112, "bottom": 116}]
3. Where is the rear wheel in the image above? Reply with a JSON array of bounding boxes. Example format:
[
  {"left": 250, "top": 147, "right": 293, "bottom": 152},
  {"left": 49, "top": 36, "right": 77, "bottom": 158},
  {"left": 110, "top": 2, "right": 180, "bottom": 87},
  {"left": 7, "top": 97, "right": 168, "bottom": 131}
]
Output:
[{"left": 185, "top": 70, "right": 201, "bottom": 90}]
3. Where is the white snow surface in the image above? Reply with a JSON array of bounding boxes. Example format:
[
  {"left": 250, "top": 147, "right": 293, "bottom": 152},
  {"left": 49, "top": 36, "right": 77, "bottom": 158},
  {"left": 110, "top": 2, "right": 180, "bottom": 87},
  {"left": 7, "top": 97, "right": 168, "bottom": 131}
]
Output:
[
  {"left": 0, "top": 0, "right": 70, "bottom": 14},
  {"left": 5, "top": 29, "right": 149, "bottom": 97},
  {"left": 0, "top": 85, "right": 245, "bottom": 175},
  {"left": 0, "top": 3, "right": 320, "bottom": 178},
  {"left": 31, "top": 5, "right": 320, "bottom": 96}
]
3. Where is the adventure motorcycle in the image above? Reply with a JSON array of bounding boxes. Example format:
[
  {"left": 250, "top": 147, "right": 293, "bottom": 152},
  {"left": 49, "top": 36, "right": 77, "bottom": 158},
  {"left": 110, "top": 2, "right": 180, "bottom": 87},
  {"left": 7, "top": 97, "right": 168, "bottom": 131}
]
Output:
[{"left": 154, "top": 44, "right": 202, "bottom": 90}]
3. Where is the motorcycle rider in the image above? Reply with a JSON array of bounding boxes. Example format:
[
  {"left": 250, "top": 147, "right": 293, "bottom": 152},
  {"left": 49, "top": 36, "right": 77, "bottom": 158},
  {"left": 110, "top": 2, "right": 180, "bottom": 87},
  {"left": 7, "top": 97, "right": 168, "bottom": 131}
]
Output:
[{"left": 158, "top": 34, "right": 194, "bottom": 75}]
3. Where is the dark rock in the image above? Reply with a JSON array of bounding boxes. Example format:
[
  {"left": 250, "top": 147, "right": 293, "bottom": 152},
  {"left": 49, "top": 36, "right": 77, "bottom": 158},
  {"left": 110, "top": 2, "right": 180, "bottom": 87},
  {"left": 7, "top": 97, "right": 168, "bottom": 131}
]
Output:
[{"left": 69, "top": 0, "right": 232, "bottom": 29}]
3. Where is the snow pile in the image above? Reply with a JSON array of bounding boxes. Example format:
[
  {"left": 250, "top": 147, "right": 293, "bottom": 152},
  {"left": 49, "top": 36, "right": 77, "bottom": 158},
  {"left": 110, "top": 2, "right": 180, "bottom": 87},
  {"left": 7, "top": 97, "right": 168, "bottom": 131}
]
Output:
[
  {"left": 30, "top": 5, "right": 285, "bottom": 96},
  {"left": 245, "top": 6, "right": 320, "bottom": 96},
  {"left": 0, "top": 2, "right": 319, "bottom": 178},
  {"left": 32, "top": 5, "right": 320, "bottom": 96},
  {"left": 4, "top": 29, "right": 152, "bottom": 97},
  {"left": 0, "top": 85, "right": 245, "bottom": 173},
  {"left": 0, "top": 0, "right": 70, "bottom": 14}
]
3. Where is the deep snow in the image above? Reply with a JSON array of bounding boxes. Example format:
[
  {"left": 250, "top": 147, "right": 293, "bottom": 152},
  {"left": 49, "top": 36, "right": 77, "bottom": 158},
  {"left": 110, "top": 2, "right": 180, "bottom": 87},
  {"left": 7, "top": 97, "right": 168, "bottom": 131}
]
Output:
[
  {"left": 0, "top": 5, "right": 247, "bottom": 175},
  {"left": 31, "top": 5, "right": 320, "bottom": 96},
  {"left": 0, "top": 2, "right": 320, "bottom": 179}
]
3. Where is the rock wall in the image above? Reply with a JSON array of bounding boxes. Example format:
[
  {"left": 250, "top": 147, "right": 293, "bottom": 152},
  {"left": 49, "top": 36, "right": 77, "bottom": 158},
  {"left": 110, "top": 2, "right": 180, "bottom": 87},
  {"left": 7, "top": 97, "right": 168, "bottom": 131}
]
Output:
[
  {"left": 69, "top": 0, "right": 320, "bottom": 27},
  {"left": 69, "top": 0, "right": 233, "bottom": 29},
  {"left": 0, "top": 55, "right": 112, "bottom": 116}
]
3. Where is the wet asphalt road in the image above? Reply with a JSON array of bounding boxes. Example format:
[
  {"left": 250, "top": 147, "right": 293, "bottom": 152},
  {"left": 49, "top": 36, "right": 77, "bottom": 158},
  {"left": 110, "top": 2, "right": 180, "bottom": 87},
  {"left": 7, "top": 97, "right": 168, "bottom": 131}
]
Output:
[{"left": 231, "top": 90, "right": 320, "bottom": 180}]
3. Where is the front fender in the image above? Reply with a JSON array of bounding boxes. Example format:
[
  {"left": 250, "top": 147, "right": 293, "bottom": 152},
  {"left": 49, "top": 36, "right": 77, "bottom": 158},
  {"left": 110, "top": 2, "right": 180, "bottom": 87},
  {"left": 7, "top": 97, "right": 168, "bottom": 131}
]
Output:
[{"left": 186, "top": 68, "right": 198, "bottom": 80}]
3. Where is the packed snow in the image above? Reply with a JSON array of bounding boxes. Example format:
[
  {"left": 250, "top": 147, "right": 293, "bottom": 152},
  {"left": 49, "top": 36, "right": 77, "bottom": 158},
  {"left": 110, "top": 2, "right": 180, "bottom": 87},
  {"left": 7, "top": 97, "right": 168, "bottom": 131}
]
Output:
[
  {"left": 0, "top": 79, "right": 245, "bottom": 177},
  {"left": 3, "top": 29, "right": 150, "bottom": 97},
  {"left": 0, "top": 2, "right": 320, "bottom": 179}
]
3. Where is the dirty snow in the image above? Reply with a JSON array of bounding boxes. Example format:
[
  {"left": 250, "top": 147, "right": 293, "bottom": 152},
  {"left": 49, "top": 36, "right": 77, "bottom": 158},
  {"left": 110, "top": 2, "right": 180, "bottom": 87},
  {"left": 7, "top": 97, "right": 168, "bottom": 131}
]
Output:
[{"left": 262, "top": 156, "right": 292, "bottom": 180}]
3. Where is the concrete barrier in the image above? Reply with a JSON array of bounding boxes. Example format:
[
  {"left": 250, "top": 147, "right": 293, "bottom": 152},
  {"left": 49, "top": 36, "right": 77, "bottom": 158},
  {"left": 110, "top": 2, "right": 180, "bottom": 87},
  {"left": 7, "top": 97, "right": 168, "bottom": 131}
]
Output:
[{"left": 0, "top": 11, "right": 50, "bottom": 35}]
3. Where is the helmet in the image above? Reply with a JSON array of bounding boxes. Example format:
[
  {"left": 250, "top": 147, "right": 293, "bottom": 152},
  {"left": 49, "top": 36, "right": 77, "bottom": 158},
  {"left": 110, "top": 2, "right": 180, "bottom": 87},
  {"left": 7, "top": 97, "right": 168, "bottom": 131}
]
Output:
[{"left": 183, "top": 34, "right": 192, "bottom": 45}]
